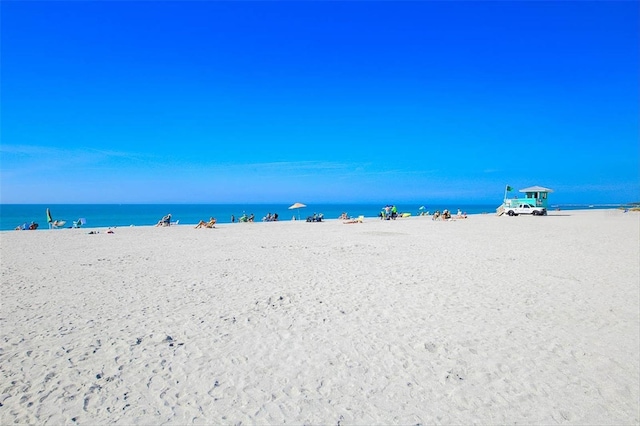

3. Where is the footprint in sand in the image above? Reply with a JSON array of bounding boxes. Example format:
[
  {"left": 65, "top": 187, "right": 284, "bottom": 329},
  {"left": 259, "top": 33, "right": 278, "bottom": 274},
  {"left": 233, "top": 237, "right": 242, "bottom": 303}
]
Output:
[{"left": 424, "top": 342, "right": 437, "bottom": 353}]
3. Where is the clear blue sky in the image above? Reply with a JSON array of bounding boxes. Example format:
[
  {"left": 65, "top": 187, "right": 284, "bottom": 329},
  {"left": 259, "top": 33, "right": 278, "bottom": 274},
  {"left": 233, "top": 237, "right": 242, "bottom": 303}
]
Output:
[{"left": 1, "top": 1, "right": 638, "bottom": 205}]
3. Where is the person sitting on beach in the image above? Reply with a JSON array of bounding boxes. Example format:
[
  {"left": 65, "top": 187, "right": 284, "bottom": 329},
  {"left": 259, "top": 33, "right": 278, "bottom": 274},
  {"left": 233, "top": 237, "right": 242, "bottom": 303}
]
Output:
[
  {"left": 307, "top": 213, "right": 323, "bottom": 222},
  {"left": 343, "top": 215, "right": 364, "bottom": 224},
  {"left": 156, "top": 214, "right": 172, "bottom": 227},
  {"left": 195, "top": 217, "right": 216, "bottom": 229},
  {"left": 456, "top": 209, "right": 467, "bottom": 219},
  {"left": 262, "top": 212, "right": 278, "bottom": 222},
  {"left": 339, "top": 212, "right": 350, "bottom": 220},
  {"left": 432, "top": 210, "right": 440, "bottom": 220},
  {"left": 29, "top": 222, "right": 39, "bottom": 230},
  {"left": 15, "top": 222, "right": 28, "bottom": 231}
]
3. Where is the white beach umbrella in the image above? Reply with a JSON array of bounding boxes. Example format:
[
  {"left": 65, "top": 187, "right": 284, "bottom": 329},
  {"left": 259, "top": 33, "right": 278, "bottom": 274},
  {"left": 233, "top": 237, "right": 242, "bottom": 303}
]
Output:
[{"left": 288, "top": 202, "right": 307, "bottom": 220}]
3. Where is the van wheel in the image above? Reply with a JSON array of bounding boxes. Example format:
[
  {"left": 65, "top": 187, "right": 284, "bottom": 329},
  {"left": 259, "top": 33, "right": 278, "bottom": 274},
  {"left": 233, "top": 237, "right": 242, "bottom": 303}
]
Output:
[{"left": 507, "top": 210, "right": 515, "bottom": 216}]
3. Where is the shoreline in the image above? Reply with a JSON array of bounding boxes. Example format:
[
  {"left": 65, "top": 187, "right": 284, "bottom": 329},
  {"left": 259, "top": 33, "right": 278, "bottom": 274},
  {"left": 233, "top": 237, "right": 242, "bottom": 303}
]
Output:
[
  {"left": 2, "top": 203, "right": 634, "bottom": 231},
  {"left": 3, "top": 208, "right": 636, "bottom": 234}
]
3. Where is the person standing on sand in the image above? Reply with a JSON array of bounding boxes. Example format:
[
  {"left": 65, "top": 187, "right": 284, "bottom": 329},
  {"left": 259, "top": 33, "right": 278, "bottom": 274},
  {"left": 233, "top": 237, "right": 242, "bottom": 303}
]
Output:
[{"left": 231, "top": 215, "right": 235, "bottom": 223}]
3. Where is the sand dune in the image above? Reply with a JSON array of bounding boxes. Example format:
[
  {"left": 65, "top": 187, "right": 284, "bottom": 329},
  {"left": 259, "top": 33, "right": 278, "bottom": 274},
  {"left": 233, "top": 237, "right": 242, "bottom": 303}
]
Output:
[{"left": 1, "top": 210, "right": 638, "bottom": 425}]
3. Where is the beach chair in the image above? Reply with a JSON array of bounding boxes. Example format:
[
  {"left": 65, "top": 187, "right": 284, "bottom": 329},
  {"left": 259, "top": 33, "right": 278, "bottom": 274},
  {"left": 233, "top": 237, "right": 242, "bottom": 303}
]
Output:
[{"left": 73, "top": 218, "right": 87, "bottom": 228}]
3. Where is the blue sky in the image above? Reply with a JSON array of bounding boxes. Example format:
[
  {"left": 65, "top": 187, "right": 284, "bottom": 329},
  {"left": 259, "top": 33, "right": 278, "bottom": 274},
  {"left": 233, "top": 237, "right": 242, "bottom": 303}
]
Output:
[{"left": 1, "top": 1, "right": 638, "bottom": 204}]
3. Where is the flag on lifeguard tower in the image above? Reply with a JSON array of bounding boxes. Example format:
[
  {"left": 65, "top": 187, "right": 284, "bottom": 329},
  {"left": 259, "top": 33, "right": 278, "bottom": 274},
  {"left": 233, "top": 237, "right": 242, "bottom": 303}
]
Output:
[{"left": 503, "top": 185, "right": 513, "bottom": 202}]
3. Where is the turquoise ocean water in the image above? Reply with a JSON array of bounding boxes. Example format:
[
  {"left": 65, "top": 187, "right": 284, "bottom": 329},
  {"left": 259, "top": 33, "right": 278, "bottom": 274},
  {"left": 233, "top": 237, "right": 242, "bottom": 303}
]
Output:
[
  {"left": 1, "top": 203, "right": 498, "bottom": 231},
  {"left": 0, "top": 203, "right": 623, "bottom": 231}
]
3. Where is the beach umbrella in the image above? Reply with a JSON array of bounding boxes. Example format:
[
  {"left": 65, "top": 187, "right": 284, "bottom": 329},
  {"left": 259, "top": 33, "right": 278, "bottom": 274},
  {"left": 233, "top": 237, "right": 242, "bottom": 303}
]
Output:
[
  {"left": 46, "top": 208, "right": 66, "bottom": 228},
  {"left": 288, "top": 202, "right": 306, "bottom": 220},
  {"left": 418, "top": 206, "right": 426, "bottom": 210}
]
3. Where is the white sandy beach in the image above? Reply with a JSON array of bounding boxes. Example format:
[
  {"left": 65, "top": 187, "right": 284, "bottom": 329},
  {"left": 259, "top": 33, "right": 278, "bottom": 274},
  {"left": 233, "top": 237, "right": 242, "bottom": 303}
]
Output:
[{"left": 1, "top": 209, "right": 638, "bottom": 425}]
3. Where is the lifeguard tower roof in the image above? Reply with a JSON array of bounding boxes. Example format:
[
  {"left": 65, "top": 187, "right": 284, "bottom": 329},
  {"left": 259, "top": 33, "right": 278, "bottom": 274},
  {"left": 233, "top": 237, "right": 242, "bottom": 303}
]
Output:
[{"left": 519, "top": 186, "right": 553, "bottom": 193}]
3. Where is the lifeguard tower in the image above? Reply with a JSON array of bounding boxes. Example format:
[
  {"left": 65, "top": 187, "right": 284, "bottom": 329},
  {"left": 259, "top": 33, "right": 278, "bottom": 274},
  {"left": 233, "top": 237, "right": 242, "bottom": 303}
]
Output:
[{"left": 497, "top": 185, "right": 554, "bottom": 215}]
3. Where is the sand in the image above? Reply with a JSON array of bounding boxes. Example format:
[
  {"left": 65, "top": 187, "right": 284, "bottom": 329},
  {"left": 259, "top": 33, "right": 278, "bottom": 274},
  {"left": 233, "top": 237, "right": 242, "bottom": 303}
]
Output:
[{"left": 1, "top": 209, "right": 638, "bottom": 425}]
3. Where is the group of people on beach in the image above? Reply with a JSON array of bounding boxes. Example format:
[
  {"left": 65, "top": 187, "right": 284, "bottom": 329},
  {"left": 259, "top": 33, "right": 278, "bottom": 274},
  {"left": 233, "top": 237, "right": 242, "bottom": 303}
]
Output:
[
  {"left": 306, "top": 213, "right": 324, "bottom": 222},
  {"left": 380, "top": 205, "right": 398, "bottom": 220},
  {"left": 154, "top": 206, "right": 470, "bottom": 229},
  {"left": 15, "top": 207, "right": 85, "bottom": 230},
  {"left": 20, "top": 206, "right": 469, "bottom": 231},
  {"left": 262, "top": 213, "right": 279, "bottom": 222},
  {"left": 15, "top": 222, "right": 39, "bottom": 230},
  {"left": 237, "top": 213, "right": 255, "bottom": 222},
  {"left": 164, "top": 211, "right": 281, "bottom": 228},
  {"left": 230, "top": 212, "right": 280, "bottom": 223},
  {"left": 15, "top": 219, "right": 70, "bottom": 230},
  {"left": 432, "top": 209, "right": 467, "bottom": 220}
]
